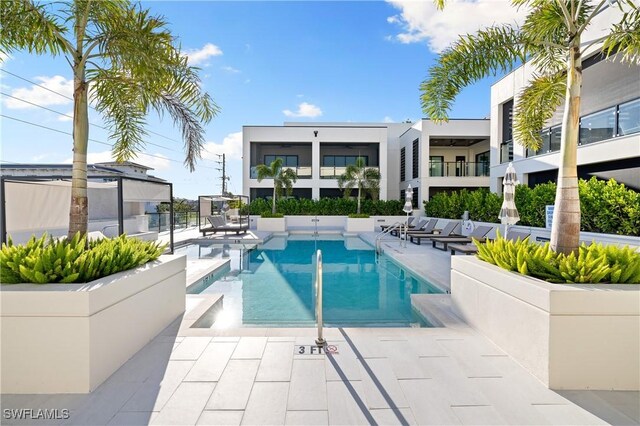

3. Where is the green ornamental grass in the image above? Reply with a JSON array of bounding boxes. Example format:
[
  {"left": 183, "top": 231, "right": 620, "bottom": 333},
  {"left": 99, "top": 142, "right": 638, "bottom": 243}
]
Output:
[
  {"left": 0, "top": 233, "right": 166, "bottom": 284},
  {"left": 476, "top": 233, "right": 640, "bottom": 284}
]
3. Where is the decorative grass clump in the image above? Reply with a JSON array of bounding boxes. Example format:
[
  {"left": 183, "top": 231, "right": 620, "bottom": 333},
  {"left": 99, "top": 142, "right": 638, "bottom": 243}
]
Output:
[
  {"left": 0, "top": 233, "right": 166, "bottom": 284},
  {"left": 476, "top": 234, "right": 640, "bottom": 284},
  {"left": 260, "top": 212, "right": 284, "bottom": 218},
  {"left": 348, "top": 213, "right": 370, "bottom": 218}
]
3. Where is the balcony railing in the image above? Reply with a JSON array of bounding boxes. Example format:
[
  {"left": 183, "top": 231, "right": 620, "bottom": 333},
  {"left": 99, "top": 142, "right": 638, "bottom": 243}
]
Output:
[
  {"left": 250, "top": 166, "right": 312, "bottom": 179},
  {"left": 320, "top": 166, "right": 379, "bottom": 179},
  {"left": 428, "top": 162, "right": 490, "bottom": 177},
  {"left": 526, "top": 97, "right": 640, "bottom": 158}
]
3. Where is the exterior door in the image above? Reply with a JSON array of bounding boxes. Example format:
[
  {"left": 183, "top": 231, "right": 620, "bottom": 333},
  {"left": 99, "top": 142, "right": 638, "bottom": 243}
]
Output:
[{"left": 455, "top": 156, "right": 466, "bottom": 177}]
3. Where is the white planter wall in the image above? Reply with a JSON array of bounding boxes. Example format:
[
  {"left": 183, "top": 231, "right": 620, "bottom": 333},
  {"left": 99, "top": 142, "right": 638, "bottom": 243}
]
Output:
[
  {"left": 257, "top": 217, "right": 286, "bottom": 232},
  {"left": 345, "top": 217, "right": 375, "bottom": 233},
  {"left": 0, "top": 255, "right": 186, "bottom": 394},
  {"left": 451, "top": 256, "right": 640, "bottom": 390}
]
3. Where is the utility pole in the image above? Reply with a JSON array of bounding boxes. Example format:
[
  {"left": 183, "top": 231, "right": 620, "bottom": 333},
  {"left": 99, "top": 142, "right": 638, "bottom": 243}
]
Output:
[{"left": 215, "top": 154, "right": 230, "bottom": 195}]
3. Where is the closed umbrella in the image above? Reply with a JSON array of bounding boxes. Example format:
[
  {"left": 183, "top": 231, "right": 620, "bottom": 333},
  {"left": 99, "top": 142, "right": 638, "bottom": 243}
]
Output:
[{"left": 498, "top": 162, "right": 520, "bottom": 238}]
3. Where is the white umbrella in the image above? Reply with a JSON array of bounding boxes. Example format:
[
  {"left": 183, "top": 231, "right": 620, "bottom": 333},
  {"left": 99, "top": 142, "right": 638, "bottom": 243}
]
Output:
[{"left": 498, "top": 162, "right": 520, "bottom": 238}]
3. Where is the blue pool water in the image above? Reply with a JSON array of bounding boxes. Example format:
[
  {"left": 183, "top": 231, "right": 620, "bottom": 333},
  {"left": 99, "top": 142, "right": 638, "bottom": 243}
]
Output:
[{"left": 183, "top": 236, "right": 443, "bottom": 328}]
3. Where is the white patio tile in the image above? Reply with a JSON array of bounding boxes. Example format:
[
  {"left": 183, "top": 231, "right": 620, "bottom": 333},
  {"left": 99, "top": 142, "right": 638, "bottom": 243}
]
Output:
[
  {"left": 122, "top": 361, "right": 195, "bottom": 412},
  {"left": 231, "top": 337, "right": 268, "bottom": 359},
  {"left": 451, "top": 405, "right": 508, "bottom": 425},
  {"left": 256, "top": 342, "right": 294, "bottom": 382},
  {"left": 185, "top": 342, "right": 237, "bottom": 382},
  {"left": 285, "top": 411, "right": 328, "bottom": 426},
  {"left": 64, "top": 379, "right": 142, "bottom": 425},
  {"left": 326, "top": 381, "right": 374, "bottom": 426},
  {"left": 358, "top": 358, "right": 408, "bottom": 409},
  {"left": 378, "top": 340, "right": 426, "bottom": 380},
  {"left": 287, "top": 359, "right": 327, "bottom": 411},
  {"left": 197, "top": 411, "right": 244, "bottom": 426},
  {"left": 325, "top": 348, "right": 362, "bottom": 382},
  {"left": 241, "top": 382, "right": 289, "bottom": 425},
  {"left": 399, "top": 379, "right": 461, "bottom": 425},
  {"left": 533, "top": 404, "right": 608, "bottom": 425},
  {"left": 206, "top": 360, "right": 260, "bottom": 410},
  {"left": 152, "top": 382, "right": 215, "bottom": 425},
  {"left": 170, "top": 337, "right": 212, "bottom": 361},
  {"left": 107, "top": 411, "right": 157, "bottom": 426},
  {"left": 419, "top": 357, "right": 490, "bottom": 406},
  {"left": 369, "top": 408, "right": 417, "bottom": 426}
]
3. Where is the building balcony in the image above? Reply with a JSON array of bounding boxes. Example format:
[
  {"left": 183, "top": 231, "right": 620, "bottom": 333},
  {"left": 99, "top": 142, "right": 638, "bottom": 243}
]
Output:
[
  {"left": 428, "top": 162, "right": 490, "bottom": 177},
  {"left": 250, "top": 166, "right": 312, "bottom": 179},
  {"left": 320, "top": 166, "right": 379, "bottom": 179}
]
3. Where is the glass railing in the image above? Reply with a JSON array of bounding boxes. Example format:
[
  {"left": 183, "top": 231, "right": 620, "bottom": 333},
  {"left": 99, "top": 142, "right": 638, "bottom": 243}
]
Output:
[
  {"left": 320, "top": 166, "right": 379, "bottom": 179},
  {"left": 250, "top": 166, "right": 312, "bottom": 179},
  {"left": 428, "top": 162, "right": 490, "bottom": 177},
  {"left": 526, "top": 97, "right": 639, "bottom": 158},
  {"left": 146, "top": 211, "right": 199, "bottom": 232}
]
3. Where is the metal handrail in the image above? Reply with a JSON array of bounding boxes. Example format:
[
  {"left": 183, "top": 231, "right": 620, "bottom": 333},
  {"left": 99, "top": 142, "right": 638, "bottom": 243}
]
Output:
[
  {"left": 315, "top": 250, "right": 325, "bottom": 347},
  {"left": 374, "top": 221, "right": 404, "bottom": 256}
]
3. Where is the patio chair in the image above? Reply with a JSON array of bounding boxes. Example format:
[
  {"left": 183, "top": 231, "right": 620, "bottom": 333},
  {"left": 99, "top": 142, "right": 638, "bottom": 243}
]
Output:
[
  {"left": 380, "top": 216, "right": 414, "bottom": 233},
  {"left": 201, "top": 215, "right": 249, "bottom": 236},
  {"left": 399, "top": 218, "right": 437, "bottom": 237},
  {"left": 430, "top": 225, "right": 493, "bottom": 251},
  {"left": 409, "top": 221, "right": 460, "bottom": 245},
  {"left": 391, "top": 218, "right": 430, "bottom": 237},
  {"left": 449, "top": 230, "right": 531, "bottom": 255}
]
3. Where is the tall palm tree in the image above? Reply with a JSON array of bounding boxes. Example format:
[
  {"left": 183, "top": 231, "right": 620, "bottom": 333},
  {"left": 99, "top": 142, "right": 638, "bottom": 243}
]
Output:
[
  {"left": 421, "top": 0, "right": 639, "bottom": 254},
  {"left": 255, "top": 158, "right": 298, "bottom": 214},
  {"left": 0, "top": 0, "right": 218, "bottom": 239},
  {"left": 338, "top": 157, "right": 381, "bottom": 215}
]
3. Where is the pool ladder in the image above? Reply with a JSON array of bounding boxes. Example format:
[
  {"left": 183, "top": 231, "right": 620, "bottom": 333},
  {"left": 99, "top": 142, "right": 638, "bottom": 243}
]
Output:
[
  {"left": 315, "top": 250, "right": 325, "bottom": 347},
  {"left": 374, "top": 222, "right": 405, "bottom": 260}
]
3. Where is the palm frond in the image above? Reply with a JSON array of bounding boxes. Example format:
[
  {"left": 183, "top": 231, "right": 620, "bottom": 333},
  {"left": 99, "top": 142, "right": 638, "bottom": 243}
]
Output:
[
  {"left": 420, "top": 25, "right": 526, "bottom": 121},
  {"left": 513, "top": 72, "right": 566, "bottom": 149},
  {"left": 601, "top": 5, "right": 640, "bottom": 64}
]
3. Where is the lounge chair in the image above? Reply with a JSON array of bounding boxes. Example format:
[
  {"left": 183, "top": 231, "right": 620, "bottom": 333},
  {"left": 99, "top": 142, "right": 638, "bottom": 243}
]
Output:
[
  {"left": 400, "top": 218, "right": 437, "bottom": 237},
  {"left": 449, "top": 230, "right": 531, "bottom": 255},
  {"left": 430, "top": 225, "right": 493, "bottom": 251},
  {"left": 380, "top": 216, "right": 415, "bottom": 233},
  {"left": 408, "top": 221, "right": 460, "bottom": 245},
  {"left": 391, "top": 218, "right": 429, "bottom": 237},
  {"left": 201, "top": 215, "right": 249, "bottom": 236}
]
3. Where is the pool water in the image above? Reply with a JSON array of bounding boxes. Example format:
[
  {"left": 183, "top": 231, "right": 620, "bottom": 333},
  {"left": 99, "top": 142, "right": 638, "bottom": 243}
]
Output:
[{"left": 185, "top": 236, "right": 443, "bottom": 328}]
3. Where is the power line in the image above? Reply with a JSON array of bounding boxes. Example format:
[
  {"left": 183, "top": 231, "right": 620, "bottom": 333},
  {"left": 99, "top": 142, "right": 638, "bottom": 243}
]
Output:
[
  {"left": 0, "top": 114, "right": 219, "bottom": 170},
  {"left": 0, "top": 68, "right": 202, "bottom": 149},
  {"left": 0, "top": 91, "right": 178, "bottom": 153}
]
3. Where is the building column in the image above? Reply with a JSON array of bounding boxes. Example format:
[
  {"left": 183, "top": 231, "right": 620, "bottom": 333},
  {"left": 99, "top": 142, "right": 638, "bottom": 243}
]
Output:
[{"left": 312, "top": 139, "right": 320, "bottom": 200}]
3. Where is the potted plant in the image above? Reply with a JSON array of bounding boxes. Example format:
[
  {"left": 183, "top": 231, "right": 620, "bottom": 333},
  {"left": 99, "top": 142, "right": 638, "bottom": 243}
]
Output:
[
  {"left": 0, "top": 234, "right": 186, "bottom": 394},
  {"left": 345, "top": 213, "right": 375, "bottom": 233}
]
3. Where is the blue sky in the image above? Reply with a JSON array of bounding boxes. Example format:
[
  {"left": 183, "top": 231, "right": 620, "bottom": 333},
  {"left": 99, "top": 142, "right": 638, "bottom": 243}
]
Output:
[{"left": 0, "top": 1, "right": 523, "bottom": 199}]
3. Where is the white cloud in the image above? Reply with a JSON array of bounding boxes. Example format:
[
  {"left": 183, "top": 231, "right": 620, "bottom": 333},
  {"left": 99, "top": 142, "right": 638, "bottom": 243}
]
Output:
[
  {"left": 4, "top": 75, "right": 73, "bottom": 109},
  {"left": 383, "top": 116, "right": 395, "bottom": 123},
  {"left": 283, "top": 102, "right": 323, "bottom": 118},
  {"left": 221, "top": 65, "right": 241, "bottom": 73},
  {"left": 57, "top": 110, "right": 73, "bottom": 122},
  {"left": 185, "top": 43, "right": 223, "bottom": 66},
  {"left": 202, "top": 131, "right": 243, "bottom": 161},
  {"left": 386, "top": 0, "right": 527, "bottom": 53}
]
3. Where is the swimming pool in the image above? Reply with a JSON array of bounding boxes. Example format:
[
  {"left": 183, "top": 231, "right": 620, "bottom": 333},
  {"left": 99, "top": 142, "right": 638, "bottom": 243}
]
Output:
[{"left": 183, "top": 235, "right": 443, "bottom": 328}]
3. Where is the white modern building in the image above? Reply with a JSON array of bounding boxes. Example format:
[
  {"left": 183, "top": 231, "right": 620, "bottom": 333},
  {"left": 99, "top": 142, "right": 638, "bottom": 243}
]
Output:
[{"left": 242, "top": 120, "right": 491, "bottom": 210}]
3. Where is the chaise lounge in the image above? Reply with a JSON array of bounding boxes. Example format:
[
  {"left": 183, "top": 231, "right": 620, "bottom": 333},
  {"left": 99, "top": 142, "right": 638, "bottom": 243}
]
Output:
[
  {"left": 409, "top": 221, "right": 460, "bottom": 245},
  {"left": 430, "top": 225, "right": 493, "bottom": 251},
  {"left": 449, "top": 230, "right": 531, "bottom": 255},
  {"left": 201, "top": 215, "right": 249, "bottom": 236}
]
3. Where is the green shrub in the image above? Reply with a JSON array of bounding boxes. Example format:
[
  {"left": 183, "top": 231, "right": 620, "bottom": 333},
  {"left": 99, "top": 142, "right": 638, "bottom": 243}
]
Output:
[
  {"left": 476, "top": 234, "right": 640, "bottom": 284},
  {"left": 0, "top": 233, "right": 166, "bottom": 284},
  {"left": 244, "top": 198, "right": 404, "bottom": 216},
  {"left": 424, "top": 178, "right": 639, "bottom": 235},
  {"left": 260, "top": 212, "right": 284, "bottom": 218},
  {"left": 348, "top": 213, "right": 370, "bottom": 218}
]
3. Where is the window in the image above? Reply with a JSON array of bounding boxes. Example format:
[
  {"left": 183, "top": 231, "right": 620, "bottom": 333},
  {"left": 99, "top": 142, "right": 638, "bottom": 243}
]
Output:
[
  {"left": 549, "top": 125, "right": 562, "bottom": 152},
  {"left": 412, "top": 139, "right": 419, "bottom": 179},
  {"left": 322, "top": 155, "right": 368, "bottom": 167},
  {"left": 412, "top": 187, "right": 419, "bottom": 208},
  {"left": 264, "top": 155, "right": 298, "bottom": 167},
  {"left": 400, "top": 189, "right": 405, "bottom": 202},
  {"left": 475, "top": 151, "right": 489, "bottom": 176},
  {"left": 429, "top": 156, "right": 444, "bottom": 177},
  {"left": 500, "top": 100, "right": 514, "bottom": 163},
  {"left": 400, "top": 148, "right": 406, "bottom": 181}
]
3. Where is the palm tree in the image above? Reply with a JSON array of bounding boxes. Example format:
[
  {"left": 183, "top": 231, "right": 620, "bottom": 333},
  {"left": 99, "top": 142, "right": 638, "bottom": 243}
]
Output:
[
  {"left": 255, "top": 158, "right": 298, "bottom": 214},
  {"left": 421, "top": 0, "right": 639, "bottom": 254},
  {"left": 0, "top": 0, "right": 218, "bottom": 239},
  {"left": 338, "top": 157, "right": 381, "bottom": 215}
]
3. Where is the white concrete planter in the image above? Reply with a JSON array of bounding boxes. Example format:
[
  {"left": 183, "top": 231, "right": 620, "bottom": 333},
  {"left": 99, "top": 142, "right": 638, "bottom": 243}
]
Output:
[
  {"left": 345, "top": 217, "right": 375, "bottom": 233},
  {"left": 451, "top": 256, "right": 640, "bottom": 390},
  {"left": 0, "top": 255, "right": 186, "bottom": 394},
  {"left": 257, "top": 217, "right": 286, "bottom": 232}
]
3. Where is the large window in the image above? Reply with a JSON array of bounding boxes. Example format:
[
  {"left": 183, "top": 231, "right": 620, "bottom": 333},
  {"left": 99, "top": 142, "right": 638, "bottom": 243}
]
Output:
[
  {"left": 475, "top": 151, "right": 490, "bottom": 176},
  {"left": 429, "top": 156, "right": 444, "bottom": 177},
  {"left": 400, "top": 148, "right": 406, "bottom": 181},
  {"left": 264, "top": 155, "right": 298, "bottom": 167},
  {"left": 549, "top": 125, "right": 562, "bottom": 152},
  {"left": 580, "top": 107, "right": 615, "bottom": 145},
  {"left": 412, "top": 139, "right": 419, "bottom": 179},
  {"left": 618, "top": 98, "right": 640, "bottom": 136},
  {"left": 500, "top": 99, "right": 514, "bottom": 163},
  {"left": 322, "top": 155, "right": 367, "bottom": 167}
]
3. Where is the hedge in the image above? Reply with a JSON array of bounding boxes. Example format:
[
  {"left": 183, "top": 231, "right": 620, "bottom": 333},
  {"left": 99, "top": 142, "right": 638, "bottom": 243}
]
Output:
[
  {"left": 241, "top": 198, "right": 404, "bottom": 216},
  {"left": 424, "top": 177, "right": 639, "bottom": 236}
]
